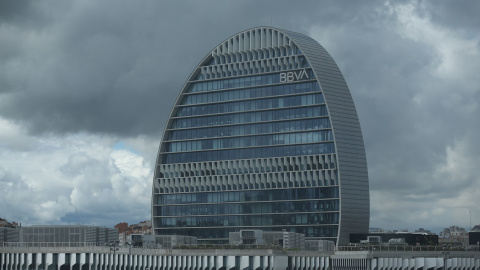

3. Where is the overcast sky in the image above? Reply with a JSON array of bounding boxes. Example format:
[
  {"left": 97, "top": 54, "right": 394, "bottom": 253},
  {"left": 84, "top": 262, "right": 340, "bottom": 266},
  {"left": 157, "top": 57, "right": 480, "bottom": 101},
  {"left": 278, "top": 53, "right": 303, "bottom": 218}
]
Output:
[{"left": 1, "top": 0, "right": 479, "bottom": 233}]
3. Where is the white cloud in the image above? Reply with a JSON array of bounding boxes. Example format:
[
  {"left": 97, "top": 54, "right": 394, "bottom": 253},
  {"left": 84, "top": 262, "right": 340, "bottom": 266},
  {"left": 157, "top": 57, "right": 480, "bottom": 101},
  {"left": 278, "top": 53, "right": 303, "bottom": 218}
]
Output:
[
  {"left": 0, "top": 117, "right": 153, "bottom": 226},
  {"left": 0, "top": 117, "right": 34, "bottom": 151},
  {"left": 393, "top": 1, "right": 480, "bottom": 113},
  {"left": 111, "top": 149, "right": 151, "bottom": 179}
]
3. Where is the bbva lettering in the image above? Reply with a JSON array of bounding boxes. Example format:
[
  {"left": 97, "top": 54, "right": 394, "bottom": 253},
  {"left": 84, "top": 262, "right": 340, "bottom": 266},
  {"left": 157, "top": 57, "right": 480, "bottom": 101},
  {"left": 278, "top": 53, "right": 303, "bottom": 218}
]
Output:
[{"left": 279, "top": 69, "right": 309, "bottom": 82}]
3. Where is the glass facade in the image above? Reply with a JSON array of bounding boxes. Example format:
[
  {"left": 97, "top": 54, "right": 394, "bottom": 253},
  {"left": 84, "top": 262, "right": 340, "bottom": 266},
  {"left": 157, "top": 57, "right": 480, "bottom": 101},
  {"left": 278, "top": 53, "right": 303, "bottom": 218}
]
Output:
[{"left": 152, "top": 27, "right": 369, "bottom": 245}]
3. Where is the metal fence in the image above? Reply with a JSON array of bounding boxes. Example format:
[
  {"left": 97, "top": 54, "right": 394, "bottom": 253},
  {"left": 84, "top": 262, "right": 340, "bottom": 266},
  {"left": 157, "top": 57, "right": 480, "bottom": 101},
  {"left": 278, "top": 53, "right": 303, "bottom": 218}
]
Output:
[
  {"left": 3, "top": 242, "right": 480, "bottom": 254},
  {"left": 2, "top": 242, "right": 100, "bottom": 248},
  {"left": 337, "top": 245, "right": 480, "bottom": 252}
]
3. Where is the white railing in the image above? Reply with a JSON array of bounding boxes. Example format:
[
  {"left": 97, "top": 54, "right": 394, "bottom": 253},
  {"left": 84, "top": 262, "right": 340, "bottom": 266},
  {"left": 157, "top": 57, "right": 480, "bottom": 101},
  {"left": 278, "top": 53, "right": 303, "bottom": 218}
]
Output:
[{"left": 337, "top": 244, "right": 480, "bottom": 252}]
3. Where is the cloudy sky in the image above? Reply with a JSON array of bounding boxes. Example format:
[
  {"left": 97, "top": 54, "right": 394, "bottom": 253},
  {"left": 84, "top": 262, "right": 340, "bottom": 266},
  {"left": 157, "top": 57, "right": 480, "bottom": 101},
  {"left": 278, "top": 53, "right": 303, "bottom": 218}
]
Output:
[{"left": 1, "top": 0, "right": 479, "bottom": 233}]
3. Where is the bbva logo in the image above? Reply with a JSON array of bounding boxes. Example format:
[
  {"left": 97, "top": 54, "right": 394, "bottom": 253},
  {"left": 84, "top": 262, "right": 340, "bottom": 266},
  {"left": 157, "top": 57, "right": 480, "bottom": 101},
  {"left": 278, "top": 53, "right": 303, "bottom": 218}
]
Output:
[{"left": 279, "top": 69, "right": 309, "bottom": 82}]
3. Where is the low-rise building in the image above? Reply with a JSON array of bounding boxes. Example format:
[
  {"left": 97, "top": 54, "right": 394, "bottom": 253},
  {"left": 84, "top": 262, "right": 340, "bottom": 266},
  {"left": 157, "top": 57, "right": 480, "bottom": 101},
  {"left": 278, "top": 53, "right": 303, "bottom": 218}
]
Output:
[
  {"left": 2, "top": 225, "right": 118, "bottom": 247},
  {"left": 439, "top": 226, "right": 469, "bottom": 247},
  {"left": 127, "top": 234, "right": 197, "bottom": 249},
  {"left": 229, "top": 230, "right": 306, "bottom": 250},
  {"left": 0, "top": 227, "right": 19, "bottom": 244},
  {"left": 305, "top": 240, "right": 335, "bottom": 251},
  {"left": 350, "top": 232, "right": 438, "bottom": 246}
]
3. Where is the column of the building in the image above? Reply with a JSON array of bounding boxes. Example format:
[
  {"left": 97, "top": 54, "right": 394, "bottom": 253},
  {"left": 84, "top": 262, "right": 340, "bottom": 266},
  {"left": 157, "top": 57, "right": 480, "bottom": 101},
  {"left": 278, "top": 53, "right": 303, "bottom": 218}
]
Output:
[
  {"left": 161, "top": 256, "right": 167, "bottom": 270},
  {"left": 312, "top": 257, "right": 318, "bottom": 270},
  {"left": 45, "top": 253, "right": 53, "bottom": 270},
  {"left": 71, "top": 253, "right": 77, "bottom": 270},
  {"left": 80, "top": 253, "right": 86, "bottom": 270},
  {"left": 215, "top": 256, "right": 223, "bottom": 270},
  {"left": 107, "top": 253, "right": 112, "bottom": 270},
  {"left": 0, "top": 253, "right": 6, "bottom": 270},
  {"left": 14, "top": 253, "right": 20, "bottom": 270},
  {"left": 187, "top": 256, "right": 193, "bottom": 270},
  {"left": 182, "top": 256, "right": 188, "bottom": 270},
  {"left": 228, "top": 256, "right": 238, "bottom": 270},
  {"left": 308, "top": 256, "right": 315, "bottom": 270},
  {"left": 101, "top": 253, "right": 106, "bottom": 270},
  {"left": 130, "top": 255, "right": 136, "bottom": 270},
  {"left": 5, "top": 252, "right": 11, "bottom": 270},
  {"left": 151, "top": 255, "right": 157, "bottom": 270},
  {"left": 190, "top": 255, "right": 194, "bottom": 270},
  {"left": 300, "top": 257, "right": 306, "bottom": 270},
  {"left": 25, "top": 253, "right": 33, "bottom": 270},
  {"left": 147, "top": 255, "right": 153, "bottom": 270},
  {"left": 152, "top": 255, "right": 159, "bottom": 270},
  {"left": 188, "top": 256, "right": 194, "bottom": 270},
  {"left": 168, "top": 255, "right": 174, "bottom": 270},
  {"left": 90, "top": 253, "right": 96, "bottom": 270},
  {"left": 5, "top": 253, "right": 13, "bottom": 270},
  {"left": 20, "top": 253, "right": 31, "bottom": 270},
  {"left": 208, "top": 256, "right": 215, "bottom": 270},
  {"left": 292, "top": 256, "right": 299, "bottom": 270},
  {"left": 203, "top": 255, "right": 209, "bottom": 270},
  {"left": 33, "top": 253, "right": 41, "bottom": 270},
  {"left": 413, "top": 257, "right": 424, "bottom": 270},
  {"left": 20, "top": 252, "right": 27, "bottom": 270},
  {"left": 142, "top": 254, "right": 147, "bottom": 270},
  {"left": 149, "top": 255, "right": 155, "bottom": 270},
  {"left": 401, "top": 257, "right": 410, "bottom": 269},
  {"left": 138, "top": 254, "right": 143, "bottom": 270},
  {"left": 174, "top": 256, "right": 179, "bottom": 270},
  {"left": 238, "top": 256, "right": 248, "bottom": 270},
  {"left": 126, "top": 253, "right": 132, "bottom": 270},
  {"left": 7, "top": 253, "right": 12, "bottom": 270},
  {"left": 57, "top": 253, "right": 66, "bottom": 270},
  {"left": 118, "top": 254, "right": 124, "bottom": 270}
]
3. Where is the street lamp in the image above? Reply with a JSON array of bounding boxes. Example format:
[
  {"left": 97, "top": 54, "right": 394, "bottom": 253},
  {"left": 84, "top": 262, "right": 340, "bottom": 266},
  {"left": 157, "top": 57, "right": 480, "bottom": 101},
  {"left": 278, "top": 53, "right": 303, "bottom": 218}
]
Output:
[{"left": 106, "top": 241, "right": 119, "bottom": 270}]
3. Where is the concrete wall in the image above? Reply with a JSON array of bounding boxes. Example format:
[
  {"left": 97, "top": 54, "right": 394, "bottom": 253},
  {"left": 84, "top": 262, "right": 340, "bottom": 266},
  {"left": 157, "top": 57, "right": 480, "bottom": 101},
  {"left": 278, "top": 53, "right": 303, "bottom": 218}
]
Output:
[{"left": 2, "top": 247, "right": 480, "bottom": 270}]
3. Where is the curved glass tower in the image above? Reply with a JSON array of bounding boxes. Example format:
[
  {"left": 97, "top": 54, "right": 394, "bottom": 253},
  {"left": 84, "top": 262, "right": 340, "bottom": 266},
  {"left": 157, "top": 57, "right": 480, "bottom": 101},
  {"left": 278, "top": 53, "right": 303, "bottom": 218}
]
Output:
[{"left": 152, "top": 27, "right": 369, "bottom": 245}]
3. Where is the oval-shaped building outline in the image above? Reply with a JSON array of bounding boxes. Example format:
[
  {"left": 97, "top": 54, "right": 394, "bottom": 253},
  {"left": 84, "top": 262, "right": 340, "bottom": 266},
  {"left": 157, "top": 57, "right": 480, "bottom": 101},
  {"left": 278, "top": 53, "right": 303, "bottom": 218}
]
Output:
[{"left": 152, "top": 27, "right": 369, "bottom": 246}]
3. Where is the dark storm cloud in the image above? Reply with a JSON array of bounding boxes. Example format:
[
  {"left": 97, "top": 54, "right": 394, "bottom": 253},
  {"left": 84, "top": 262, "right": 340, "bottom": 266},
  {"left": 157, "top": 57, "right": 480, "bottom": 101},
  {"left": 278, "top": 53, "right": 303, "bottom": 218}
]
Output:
[
  {"left": 340, "top": 31, "right": 446, "bottom": 184},
  {"left": 0, "top": 0, "right": 36, "bottom": 23},
  {"left": 0, "top": 0, "right": 388, "bottom": 137},
  {"left": 309, "top": 4, "right": 448, "bottom": 194},
  {"left": 418, "top": 0, "right": 480, "bottom": 32}
]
